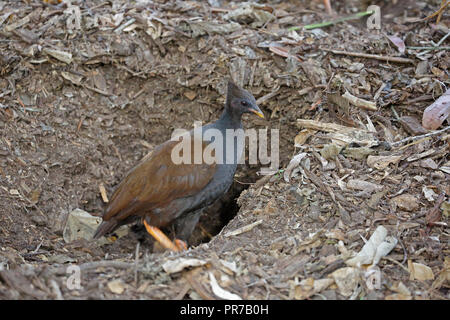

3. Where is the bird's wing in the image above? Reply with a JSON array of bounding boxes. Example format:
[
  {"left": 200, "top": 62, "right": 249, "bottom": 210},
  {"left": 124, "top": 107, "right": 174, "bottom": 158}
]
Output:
[{"left": 103, "top": 136, "right": 217, "bottom": 222}]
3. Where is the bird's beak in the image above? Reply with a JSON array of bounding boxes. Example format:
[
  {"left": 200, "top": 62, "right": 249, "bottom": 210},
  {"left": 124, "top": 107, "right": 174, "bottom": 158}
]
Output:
[{"left": 249, "top": 105, "right": 264, "bottom": 118}]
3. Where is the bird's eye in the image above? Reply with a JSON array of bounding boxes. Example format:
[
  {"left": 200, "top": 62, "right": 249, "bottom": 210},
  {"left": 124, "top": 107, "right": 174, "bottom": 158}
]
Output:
[{"left": 241, "top": 101, "right": 249, "bottom": 107}]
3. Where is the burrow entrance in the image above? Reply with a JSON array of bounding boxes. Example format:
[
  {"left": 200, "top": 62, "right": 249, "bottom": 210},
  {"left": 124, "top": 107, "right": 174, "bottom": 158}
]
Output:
[{"left": 190, "top": 169, "right": 259, "bottom": 246}]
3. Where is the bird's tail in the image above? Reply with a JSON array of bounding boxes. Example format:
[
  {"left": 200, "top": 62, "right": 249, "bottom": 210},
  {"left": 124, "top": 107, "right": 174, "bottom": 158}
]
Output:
[{"left": 93, "top": 219, "right": 118, "bottom": 239}]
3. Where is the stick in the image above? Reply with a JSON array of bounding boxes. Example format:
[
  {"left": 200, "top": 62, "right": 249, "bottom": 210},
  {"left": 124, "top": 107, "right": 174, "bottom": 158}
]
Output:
[
  {"left": 342, "top": 91, "right": 377, "bottom": 111},
  {"left": 322, "top": 48, "right": 415, "bottom": 64},
  {"left": 83, "top": 85, "right": 111, "bottom": 96},
  {"left": 224, "top": 220, "right": 263, "bottom": 237},
  {"left": 407, "top": 46, "right": 450, "bottom": 51},
  {"left": 391, "top": 125, "right": 450, "bottom": 147},
  {"left": 289, "top": 10, "right": 374, "bottom": 31},
  {"left": 99, "top": 183, "right": 109, "bottom": 203},
  {"left": 134, "top": 241, "right": 140, "bottom": 287},
  {"left": 114, "top": 18, "right": 136, "bottom": 33},
  {"left": 256, "top": 88, "right": 280, "bottom": 105},
  {"left": 45, "top": 261, "right": 134, "bottom": 276}
]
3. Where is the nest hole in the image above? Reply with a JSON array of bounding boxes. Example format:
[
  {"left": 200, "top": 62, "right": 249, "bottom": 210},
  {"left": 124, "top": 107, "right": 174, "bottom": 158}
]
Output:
[{"left": 189, "top": 168, "right": 258, "bottom": 246}]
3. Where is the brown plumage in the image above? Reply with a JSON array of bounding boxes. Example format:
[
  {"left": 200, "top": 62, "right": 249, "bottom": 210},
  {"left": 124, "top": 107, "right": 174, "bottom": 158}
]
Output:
[{"left": 94, "top": 138, "right": 216, "bottom": 238}]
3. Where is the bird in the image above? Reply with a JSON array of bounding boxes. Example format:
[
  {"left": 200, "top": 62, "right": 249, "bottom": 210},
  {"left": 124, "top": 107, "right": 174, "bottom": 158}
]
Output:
[{"left": 93, "top": 80, "right": 264, "bottom": 251}]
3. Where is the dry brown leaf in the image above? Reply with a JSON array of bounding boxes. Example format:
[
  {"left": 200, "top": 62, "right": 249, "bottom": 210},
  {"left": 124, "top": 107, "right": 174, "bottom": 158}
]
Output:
[
  {"left": 387, "top": 35, "right": 405, "bottom": 54},
  {"left": 61, "top": 71, "right": 83, "bottom": 86},
  {"left": 390, "top": 281, "right": 411, "bottom": 296},
  {"left": 367, "top": 155, "right": 402, "bottom": 170},
  {"left": 325, "top": 229, "right": 345, "bottom": 241},
  {"left": 162, "top": 258, "right": 207, "bottom": 274},
  {"left": 107, "top": 279, "right": 126, "bottom": 294},
  {"left": 346, "top": 179, "right": 383, "bottom": 193},
  {"left": 43, "top": 48, "right": 73, "bottom": 64},
  {"left": 294, "top": 129, "right": 316, "bottom": 147},
  {"left": 293, "top": 278, "right": 334, "bottom": 300},
  {"left": 432, "top": 257, "right": 450, "bottom": 290},
  {"left": 269, "top": 46, "right": 301, "bottom": 62},
  {"left": 184, "top": 90, "right": 197, "bottom": 101},
  {"left": 422, "top": 88, "right": 450, "bottom": 130},
  {"left": 399, "top": 116, "right": 427, "bottom": 135},
  {"left": 29, "top": 189, "right": 41, "bottom": 204},
  {"left": 408, "top": 261, "right": 434, "bottom": 281},
  {"left": 331, "top": 267, "right": 360, "bottom": 297},
  {"left": 391, "top": 194, "right": 419, "bottom": 212}
]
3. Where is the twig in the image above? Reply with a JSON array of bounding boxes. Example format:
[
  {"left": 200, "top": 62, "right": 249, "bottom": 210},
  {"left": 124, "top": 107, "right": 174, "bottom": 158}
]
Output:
[
  {"left": 45, "top": 261, "right": 134, "bottom": 276},
  {"left": 397, "top": 136, "right": 431, "bottom": 150},
  {"left": 134, "top": 242, "right": 140, "bottom": 287},
  {"left": 342, "top": 91, "right": 377, "bottom": 111},
  {"left": 382, "top": 257, "right": 410, "bottom": 274},
  {"left": 234, "top": 179, "right": 255, "bottom": 185},
  {"left": 224, "top": 220, "right": 263, "bottom": 237},
  {"left": 408, "top": 32, "right": 450, "bottom": 55},
  {"left": 395, "top": 235, "right": 408, "bottom": 265},
  {"left": 391, "top": 106, "right": 400, "bottom": 120},
  {"left": 435, "top": 31, "right": 450, "bottom": 47},
  {"left": 83, "top": 85, "right": 111, "bottom": 96},
  {"left": 114, "top": 18, "right": 136, "bottom": 33},
  {"left": 322, "top": 48, "right": 415, "bottom": 64},
  {"left": 256, "top": 87, "right": 280, "bottom": 105},
  {"left": 407, "top": 46, "right": 450, "bottom": 51},
  {"left": 289, "top": 10, "right": 374, "bottom": 31},
  {"left": 99, "top": 183, "right": 109, "bottom": 203},
  {"left": 391, "top": 125, "right": 450, "bottom": 147}
]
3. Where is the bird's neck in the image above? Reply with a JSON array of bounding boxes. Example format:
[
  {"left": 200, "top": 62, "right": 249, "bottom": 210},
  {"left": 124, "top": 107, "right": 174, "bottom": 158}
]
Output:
[{"left": 216, "top": 106, "right": 242, "bottom": 130}]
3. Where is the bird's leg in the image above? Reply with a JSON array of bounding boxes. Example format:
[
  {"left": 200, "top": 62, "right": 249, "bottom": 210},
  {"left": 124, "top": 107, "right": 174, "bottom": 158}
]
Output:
[
  {"left": 143, "top": 219, "right": 186, "bottom": 252},
  {"left": 424, "top": 0, "right": 449, "bottom": 23}
]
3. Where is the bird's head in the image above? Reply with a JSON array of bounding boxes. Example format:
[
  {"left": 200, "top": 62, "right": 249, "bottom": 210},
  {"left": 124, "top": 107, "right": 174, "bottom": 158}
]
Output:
[{"left": 226, "top": 80, "right": 264, "bottom": 119}]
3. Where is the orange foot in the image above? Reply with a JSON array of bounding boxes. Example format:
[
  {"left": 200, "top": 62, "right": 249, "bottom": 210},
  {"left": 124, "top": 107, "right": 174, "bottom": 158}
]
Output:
[
  {"left": 424, "top": 0, "right": 449, "bottom": 23},
  {"left": 174, "top": 239, "right": 188, "bottom": 251},
  {"left": 143, "top": 219, "right": 187, "bottom": 252}
]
